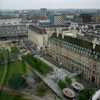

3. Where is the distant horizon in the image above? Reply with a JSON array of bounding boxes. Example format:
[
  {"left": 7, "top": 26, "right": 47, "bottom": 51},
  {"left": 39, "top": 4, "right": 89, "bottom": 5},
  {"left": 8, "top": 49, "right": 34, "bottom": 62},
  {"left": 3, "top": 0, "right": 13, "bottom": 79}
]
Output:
[
  {"left": 0, "top": 0, "right": 100, "bottom": 10},
  {"left": 0, "top": 8, "right": 100, "bottom": 11}
]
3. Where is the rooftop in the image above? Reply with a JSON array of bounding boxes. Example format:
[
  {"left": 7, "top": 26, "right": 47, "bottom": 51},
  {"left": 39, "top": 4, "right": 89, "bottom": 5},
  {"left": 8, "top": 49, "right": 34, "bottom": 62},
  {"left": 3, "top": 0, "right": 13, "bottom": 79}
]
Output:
[
  {"left": 29, "top": 25, "right": 46, "bottom": 34},
  {"left": 39, "top": 24, "right": 69, "bottom": 28},
  {"left": 50, "top": 33, "right": 100, "bottom": 53}
]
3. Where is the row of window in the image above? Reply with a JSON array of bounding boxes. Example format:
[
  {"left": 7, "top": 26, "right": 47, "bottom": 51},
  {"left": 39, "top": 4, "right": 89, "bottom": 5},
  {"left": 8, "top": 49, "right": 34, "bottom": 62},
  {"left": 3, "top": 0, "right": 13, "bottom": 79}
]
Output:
[{"left": 51, "top": 39, "right": 100, "bottom": 60}]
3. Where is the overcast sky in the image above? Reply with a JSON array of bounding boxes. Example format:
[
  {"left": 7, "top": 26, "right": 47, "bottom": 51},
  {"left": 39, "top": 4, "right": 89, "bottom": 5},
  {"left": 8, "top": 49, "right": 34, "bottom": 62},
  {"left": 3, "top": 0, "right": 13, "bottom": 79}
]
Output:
[{"left": 0, "top": 0, "right": 100, "bottom": 9}]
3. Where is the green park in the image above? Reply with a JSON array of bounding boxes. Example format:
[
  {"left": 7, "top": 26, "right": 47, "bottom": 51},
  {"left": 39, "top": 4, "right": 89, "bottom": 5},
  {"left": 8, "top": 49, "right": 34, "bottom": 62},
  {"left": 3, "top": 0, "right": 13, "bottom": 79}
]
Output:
[{"left": 0, "top": 47, "right": 53, "bottom": 100}]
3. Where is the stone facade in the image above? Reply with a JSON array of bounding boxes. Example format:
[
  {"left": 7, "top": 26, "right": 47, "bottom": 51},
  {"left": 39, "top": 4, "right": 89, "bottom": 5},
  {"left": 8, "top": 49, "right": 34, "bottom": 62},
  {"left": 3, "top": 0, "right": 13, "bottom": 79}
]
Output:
[
  {"left": 0, "top": 25, "right": 28, "bottom": 41},
  {"left": 28, "top": 28, "right": 48, "bottom": 49},
  {"left": 46, "top": 34, "right": 100, "bottom": 87}
]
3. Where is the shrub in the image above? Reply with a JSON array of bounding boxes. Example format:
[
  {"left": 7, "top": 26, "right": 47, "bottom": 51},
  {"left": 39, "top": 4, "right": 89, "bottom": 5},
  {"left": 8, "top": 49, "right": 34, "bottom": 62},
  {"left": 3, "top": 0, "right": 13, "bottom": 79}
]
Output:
[
  {"left": 65, "top": 77, "right": 72, "bottom": 86},
  {"left": 8, "top": 74, "right": 27, "bottom": 90},
  {"left": 23, "top": 54, "right": 52, "bottom": 75},
  {"left": 78, "top": 88, "right": 96, "bottom": 100},
  {"left": 58, "top": 80, "right": 66, "bottom": 90}
]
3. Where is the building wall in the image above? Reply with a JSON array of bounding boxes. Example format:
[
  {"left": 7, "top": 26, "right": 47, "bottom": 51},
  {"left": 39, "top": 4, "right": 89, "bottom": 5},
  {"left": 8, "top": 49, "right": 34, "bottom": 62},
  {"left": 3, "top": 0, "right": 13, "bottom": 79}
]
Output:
[
  {"left": 46, "top": 37, "right": 100, "bottom": 87},
  {"left": 40, "top": 8, "right": 47, "bottom": 17},
  {"left": 54, "top": 15, "right": 65, "bottom": 25},
  {"left": 96, "top": 16, "right": 100, "bottom": 23},
  {"left": 45, "top": 27, "right": 56, "bottom": 37},
  {"left": 0, "top": 25, "right": 28, "bottom": 41},
  {"left": 28, "top": 30, "right": 48, "bottom": 49},
  {"left": 45, "top": 27, "right": 67, "bottom": 37},
  {"left": 0, "top": 18, "right": 22, "bottom": 25}
]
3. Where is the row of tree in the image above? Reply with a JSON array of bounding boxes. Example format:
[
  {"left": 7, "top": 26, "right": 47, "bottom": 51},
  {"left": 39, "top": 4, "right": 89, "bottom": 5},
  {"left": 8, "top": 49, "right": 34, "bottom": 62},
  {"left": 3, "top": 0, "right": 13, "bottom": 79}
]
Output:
[
  {"left": 0, "top": 47, "right": 19, "bottom": 65},
  {"left": 23, "top": 54, "right": 52, "bottom": 76}
]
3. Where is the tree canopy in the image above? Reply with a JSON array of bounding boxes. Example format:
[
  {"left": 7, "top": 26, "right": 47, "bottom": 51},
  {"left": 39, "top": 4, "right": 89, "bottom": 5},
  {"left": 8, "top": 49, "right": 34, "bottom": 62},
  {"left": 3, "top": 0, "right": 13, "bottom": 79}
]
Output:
[{"left": 8, "top": 74, "right": 27, "bottom": 90}]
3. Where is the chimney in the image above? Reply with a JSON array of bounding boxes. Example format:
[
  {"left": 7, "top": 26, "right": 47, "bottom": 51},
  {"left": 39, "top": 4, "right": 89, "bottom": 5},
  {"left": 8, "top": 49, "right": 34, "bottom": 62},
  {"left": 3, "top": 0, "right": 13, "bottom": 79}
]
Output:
[
  {"left": 57, "top": 32, "right": 59, "bottom": 37},
  {"left": 62, "top": 33, "right": 64, "bottom": 39}
]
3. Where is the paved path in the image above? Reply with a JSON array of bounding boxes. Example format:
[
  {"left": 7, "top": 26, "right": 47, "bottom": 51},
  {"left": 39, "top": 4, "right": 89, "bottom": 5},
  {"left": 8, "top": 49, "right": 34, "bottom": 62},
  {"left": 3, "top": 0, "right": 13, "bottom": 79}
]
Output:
[
  {"left": 22, "top": 91, "right": 42, "bottom": 100},
  {"left": 0, "top": 50, "right": 8, "bottom": 85},
  {"left": 34, "top": 55, "right": 77, "bottom": 78},
  {"left": 0, "top": 85, "right": 21, "bottom": 96},
  {"left": 33, "top": 55, "right": 82, "bottom": 100},
  {"left": 26, "top": 62, "right": 64, "bottom": 99},
  {"left": 27, "top": 55, "right": 79, "bottom": 100}
]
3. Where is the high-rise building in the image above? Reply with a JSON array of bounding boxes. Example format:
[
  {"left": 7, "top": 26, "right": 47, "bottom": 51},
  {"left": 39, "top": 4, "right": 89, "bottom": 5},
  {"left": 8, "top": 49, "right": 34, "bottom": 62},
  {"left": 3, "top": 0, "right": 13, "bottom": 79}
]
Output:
[
  {"left": 40, "top": 8, "right": 47, "bottom": 17},
  {"left": 80, "top": 14, "right": 92, "bottom": 23},
  {"left": 49, "top": 14, "right": 65, "bottom": 25},
  {"left": 54, "top": 15, "right": 65, "bottom": 25}
]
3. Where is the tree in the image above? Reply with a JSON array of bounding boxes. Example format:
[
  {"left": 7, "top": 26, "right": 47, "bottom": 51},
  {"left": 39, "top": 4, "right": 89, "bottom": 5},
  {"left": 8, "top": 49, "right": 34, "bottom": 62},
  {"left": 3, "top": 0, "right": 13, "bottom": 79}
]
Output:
[
  {"left": 11, "top": 47, "right": 19, "bottom": 54},
  {"left": 58, "top": 80, "right": 66, "bottom": 90},
  {"left": 78, "top": 88, "right": 96, "bottom": 100},
  {"left": 23, "top": 54, "right": 52, "bottom": 75},
  {"left": 10, "top": 47, "right": 19, "bottom": 60},
  {"left": 8, "top": 74, "right": 27, "bottom": 90},
  {"left": 65, "top": 77, "right": 72, "bottom": 86}
]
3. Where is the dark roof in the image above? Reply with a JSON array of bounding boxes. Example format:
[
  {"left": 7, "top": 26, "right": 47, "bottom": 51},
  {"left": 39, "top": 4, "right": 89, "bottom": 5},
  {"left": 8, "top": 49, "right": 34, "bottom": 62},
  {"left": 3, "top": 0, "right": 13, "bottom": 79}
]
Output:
[
  {"left": 29, "top": 25, "right": 46, "bottom": 34},
  {"left": 50, "top": 33, "right": 100, "bottom": 53},
  {"left": 40, "top": 24, "right": 70, "bottom": 28}
]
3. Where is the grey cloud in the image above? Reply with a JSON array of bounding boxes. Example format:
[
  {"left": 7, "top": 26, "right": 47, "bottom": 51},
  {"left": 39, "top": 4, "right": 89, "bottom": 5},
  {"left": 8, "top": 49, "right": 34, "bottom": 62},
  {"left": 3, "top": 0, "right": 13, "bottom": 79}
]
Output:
[{"left": 0, "top": 0, "right": 100, "bottom": 9}]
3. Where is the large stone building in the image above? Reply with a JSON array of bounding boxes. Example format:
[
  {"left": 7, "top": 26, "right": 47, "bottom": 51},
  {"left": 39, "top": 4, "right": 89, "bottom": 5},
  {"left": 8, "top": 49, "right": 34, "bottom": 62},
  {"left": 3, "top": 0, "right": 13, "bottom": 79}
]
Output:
[
  {"left": 28, "top": 25, "right": 70, "bottom": 50},
  {"left": 46, "top": 33, "right": 100, "bottom": 87},
  {"left": 28, "top": 25, "right": 48, "bottom": 50},
  {"left": 0, "top": 24, "right": 28, "bottom": 41},
  {"left": 0, "top": 18, "right": 28, "bottom": 42},
  {"left": 0, "top": 18, "right": 22, "bottom": 26}
]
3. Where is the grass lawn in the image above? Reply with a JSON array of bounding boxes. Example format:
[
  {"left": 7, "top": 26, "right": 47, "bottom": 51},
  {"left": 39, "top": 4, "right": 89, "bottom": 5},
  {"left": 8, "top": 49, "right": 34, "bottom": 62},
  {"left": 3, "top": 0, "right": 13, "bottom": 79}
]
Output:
[
  {"left": 0, "top": 48, "right": 29, "bottom": 100},
  {"left": 0, "top": 60, "right": 28, "bottom": 85}
]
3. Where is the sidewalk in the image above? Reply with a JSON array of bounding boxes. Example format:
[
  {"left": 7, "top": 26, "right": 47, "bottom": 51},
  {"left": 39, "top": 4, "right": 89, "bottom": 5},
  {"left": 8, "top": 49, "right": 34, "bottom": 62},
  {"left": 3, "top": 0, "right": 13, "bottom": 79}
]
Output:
[
  {"left": 35, "top": 55, "right": 77, "bottom": 78},
  {"left": 33, "top": 55, "right": 77, "bottom": 100}
]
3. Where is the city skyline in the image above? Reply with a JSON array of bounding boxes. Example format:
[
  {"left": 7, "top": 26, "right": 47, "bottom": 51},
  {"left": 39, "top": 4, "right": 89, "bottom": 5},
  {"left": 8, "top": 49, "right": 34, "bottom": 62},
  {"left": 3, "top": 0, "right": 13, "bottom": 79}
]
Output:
[
  {"left": 0, "top": 2, "right": 100, "bottom": 100},
  {"left": 0, "top": 0, "right": 100, "bottom": 10}
]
